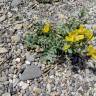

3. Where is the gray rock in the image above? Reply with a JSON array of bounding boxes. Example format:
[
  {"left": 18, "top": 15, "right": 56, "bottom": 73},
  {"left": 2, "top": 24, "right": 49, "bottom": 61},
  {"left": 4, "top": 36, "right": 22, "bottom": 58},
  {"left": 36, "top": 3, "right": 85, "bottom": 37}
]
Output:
[
  {"left": 0, "top": 15, "right": 6, "bottom": 22},
  {"left": 0, "top": 76, "right": 7, "bottom": 82},
  {"left": 11, "top": 35, "right": 20, "bottom": 43},
  {"left": 18, "top": 81, "right": 29, "bottom": 90},
  {"left": 13, "top": 78, "right": 19, "bottom": 87},
  {"left": 0, "top": 90, "right": 3, "bottom": 95},
  {"left": 0, "top": 84, "right": 3, "bottom": 89},
  {"left": 11, "top": 0, "right": 22, "bottom": 7},
  {"left": 25, "top": 52, "right": 36, "bottom": 62},
  {"left": 0, "top": 0, "right": 12, "bottom": 2},
  {"left": 46, "top": 83, "right": 52, "bottom": 93},
  {"left": 20, "top": 64, "right": 42, "bottom": 80},
  {"left": 85, "top": 24, "right": 93, "bottom": 29},
  {"left": 0, "top": 47, "right": 8, "bottom": 54},
  {"left": 2, "top": 92, "right": 11, "bottom": 96}
]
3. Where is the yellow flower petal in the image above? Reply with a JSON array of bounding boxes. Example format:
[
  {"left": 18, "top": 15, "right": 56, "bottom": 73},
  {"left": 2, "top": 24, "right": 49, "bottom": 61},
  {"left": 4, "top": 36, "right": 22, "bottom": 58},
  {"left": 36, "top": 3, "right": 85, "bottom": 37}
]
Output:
[
  {"left": 42, "top": 22, "right": 51, "bottom": 33},
  {"left": 87, "top": 45, "right": 94, "bottom": 51},
  {"left": 75, "top": 35, "right": 84, "bottom": 41},
  {"left": 87, "top": 45, "right": 96, "bottom": 59},
  {"left": 91, "top": 54, "right": 96, "bottom": 59},
  {"left": 63, "top": 45, "right": 70, "bottom": 51},
  {"left": 65, "top": 36, "right": 74, "bottom": 42}
]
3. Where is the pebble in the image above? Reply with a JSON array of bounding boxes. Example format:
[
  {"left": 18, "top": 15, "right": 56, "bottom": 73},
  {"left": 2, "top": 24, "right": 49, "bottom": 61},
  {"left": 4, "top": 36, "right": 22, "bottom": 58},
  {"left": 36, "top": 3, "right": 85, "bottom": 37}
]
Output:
[
  {"left": 0, "top": 76, "right": 7, "bottom": 82},
  {"left": 0, "top": 57, "right": 4, "bottom": 64},
  {"left": 33, "top": 87, "right": 41, "bottom": 95},
  {"left": 14, "top": 24, "right": 23, "bottom": 30},
  {"left": 0, "top": 47, "right": 8, "bottom": 54},
  {"left": 2, "top": 92, "right": 11, "bottom": 96},
  {"left": 11, "top": 35, "right": 20, "bottom": 43},
  {"left": 25, "top": 61, "right": 30, "bottom": 65},
  {"left": 7, "top": 12, "right": 13, "bottom": 18},
  {"left": 0, "top": 90, "right": 3, "bottom": 95},
  {"left": 85, "top": 24, "right": 92, "bottom": 29},
  {"left": 13, "top": 78, "right": 19, "bottom": 87},
  {"left": 15, "top": 58, "right": 21, "bottom": 63},
  {"left": 20, "top": 64, "right": 42, "bottom": 80},
  {"left": 3, "top": 81, "right": 9, "bottom": 85},
  {"left": 0, "top": 15, "right": 6, "bottom": 22},
  {"left": 87, "top": 60, "right": 95, "bottom": 68},
  {"left": 46, "top": 83, "right": 51, "bottom": 93},
  {"left": 0, "top": 84, "right": 3, "bottom": 89},
  {"left": 18, "top": 81, "right": 29, "bottom": 90},
  {"left": 50, "top": 91, "right": 60, "bottom": 96},
  {"left": 93, "top": 25, "right": 96, "bottom": 30},
  {"left": 25, "top": 52, "right": 36, "bottom": 62},
  {"left": 11, "top": 0, "right": 22, "bottom": 7}
]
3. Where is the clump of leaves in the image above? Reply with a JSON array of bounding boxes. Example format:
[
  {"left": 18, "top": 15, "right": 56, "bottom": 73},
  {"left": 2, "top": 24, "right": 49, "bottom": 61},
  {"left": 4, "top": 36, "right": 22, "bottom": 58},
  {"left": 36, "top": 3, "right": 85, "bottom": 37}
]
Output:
[
  {"left": 25, "top": 21, "right": 64, "bottom": 63},
  {"left": 25, "top": 9, "right": 96, "bottom": 65}
]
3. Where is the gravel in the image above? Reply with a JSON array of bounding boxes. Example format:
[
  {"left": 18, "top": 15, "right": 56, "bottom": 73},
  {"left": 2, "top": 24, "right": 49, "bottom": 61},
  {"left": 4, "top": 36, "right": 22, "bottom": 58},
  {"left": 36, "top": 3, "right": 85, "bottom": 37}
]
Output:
[{"left": 0, "top": 0, "right": 96, "bottom": 96}]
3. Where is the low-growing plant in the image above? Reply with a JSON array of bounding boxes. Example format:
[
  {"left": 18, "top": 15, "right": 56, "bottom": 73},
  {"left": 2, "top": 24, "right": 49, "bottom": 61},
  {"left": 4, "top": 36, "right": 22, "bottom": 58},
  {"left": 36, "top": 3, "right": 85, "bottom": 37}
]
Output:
[
  {"left": 25, "top": 21, "right": 65, "bottom": 63},
  {"left": 24, "top": 10, "right": 96, "bottom": 65}
]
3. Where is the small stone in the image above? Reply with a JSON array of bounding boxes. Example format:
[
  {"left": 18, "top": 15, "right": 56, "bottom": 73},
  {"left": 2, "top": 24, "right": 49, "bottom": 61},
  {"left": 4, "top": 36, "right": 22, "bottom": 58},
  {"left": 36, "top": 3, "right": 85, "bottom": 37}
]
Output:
[
  {"left": 58, "top": 13, "right": 64, "bottom": 19},
  {"left": 0, "top": 84, "right": 3, "bottom": 89},
  {"left": 0, "top": 90, "right": 3, "bottom": 95},
  {"left": 87, "top": 60, "right": 95, "bottom": 68},
  {"left": 0, "top": 57, "right": 4, "bottom": 64},
  {"left": 19, "top": 81, "right": 29, "bottom": 90},
  {"left": 25, "top": 52, "right": 36, "bottom": 62},
  {"left": 20, "top": 64, "right": 42, "bottom": 80},
  {"left": 15, "top": 58, "right": 21, "bottom": 63},
  {"left": 85, "top": 24, "right": 92, "bottom": 29},
  {"left": 46, "top": 83, "right": 51, "bottom": 93},
  {"left": 2, "top": 92, "right": 11, "bottom": 96},
  {"left": 33, "top": 87, "right": 41, "bottom": 95},
  {"left": 9, "top": 79, "right": 13, "bottom": 83},
  {"left": 92, "top": 24, "right": 96, "bottom": 30},
  {"left": 25, "top": 61, "right": 30, "bottom": 65},
  {"left": 14, "top": 24, "right": 23, "bottom": 30},
  {"left": 7, "top": 12, "right": 13, "bottom": 18},
  {"left": 0, "top": 47, "right": 8, "bottom": 54},
  {"left": 11, "top": 0, "right": 22, "bottom": 7},
  {"left": 13, "top": 78, "right": 19, "bottom": 87},
  {"left": 0, "top": 15, "right": 6, "bottom": 22},
  {"left": 0, "top": 76, "right": 7, "bottom": 82},
  {"left": 50, "top": 91, "right": 60, "bottom": 96},
  {"left": 11, "top": 35, "right": 20, "bottom": 43},
  {"left": 3, "top": 81, "right": 9, "bottom": 85}
]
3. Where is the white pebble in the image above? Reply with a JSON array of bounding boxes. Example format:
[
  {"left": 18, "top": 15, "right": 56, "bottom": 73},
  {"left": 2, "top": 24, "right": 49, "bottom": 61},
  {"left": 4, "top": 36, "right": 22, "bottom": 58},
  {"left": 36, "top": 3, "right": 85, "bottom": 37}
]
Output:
[
  {"left": 25, "top": 61, "right": 30, "bottom": 65},
  {"left": 2, "top": 92, "right": 11, "bottom": 96},
  {"left": 46, "top": 83, "right": 51, "bottom": 93},
  {"left": 15, "top": 58, "right": 21, "bottom": 63},
  {"left": 19, "top": 81, "right": 29, "bottom": 90}
]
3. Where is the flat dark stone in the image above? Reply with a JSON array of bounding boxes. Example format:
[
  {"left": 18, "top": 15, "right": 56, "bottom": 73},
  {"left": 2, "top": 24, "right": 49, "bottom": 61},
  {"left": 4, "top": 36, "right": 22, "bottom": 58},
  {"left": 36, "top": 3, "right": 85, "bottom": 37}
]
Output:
[{"left": 20, "top": 64, "right": 42, "bottom": 81}]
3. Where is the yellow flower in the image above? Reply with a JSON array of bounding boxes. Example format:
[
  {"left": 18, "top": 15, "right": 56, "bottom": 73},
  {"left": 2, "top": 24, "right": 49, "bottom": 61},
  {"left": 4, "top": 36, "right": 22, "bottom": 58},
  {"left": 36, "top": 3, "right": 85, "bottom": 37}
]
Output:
[
  {"left": 63, "top": 45, "right": 70, "bottom": 51},
  {"left": 65, "top": 35, "right": 74, "bottom": 42},
  {"left": 65, "top": 32, "right": 84, "bottom": 42},
  {"left": 87, "top": 45, "right": 96, "bottom": 59},
  {"left": 75, "top": 35, "right": 84, "bottom": 41},
  {"left": 77, "top": 25, "right": 93, "bottom": 40},
  {"left": 42, "top": 22, "right": 51, "bottom": 33},
  {"left": 84, "top": 29, "right": 93, "bottom": 40}
]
